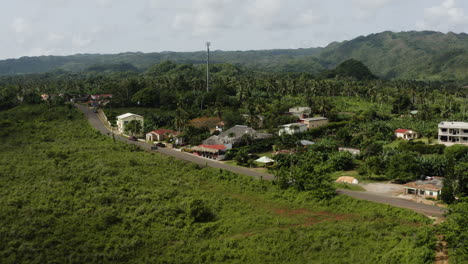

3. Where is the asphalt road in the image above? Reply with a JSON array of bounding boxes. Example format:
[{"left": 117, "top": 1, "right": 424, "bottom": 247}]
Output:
[{"left": 75, "top": 104, "right": 446, "bottom": 217}]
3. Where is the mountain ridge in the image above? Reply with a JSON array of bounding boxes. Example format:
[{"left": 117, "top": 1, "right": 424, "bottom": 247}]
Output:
[{"left": 1, "top": 30, "right": 467, "bottom": 80}]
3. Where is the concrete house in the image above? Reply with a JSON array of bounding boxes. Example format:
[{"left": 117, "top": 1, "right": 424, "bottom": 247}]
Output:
[
  {"left": 279, "top": 123, "right": 308, "bottom": 136},
  {"left": 438, "top": 121, "right": 468, "bottom": 146},
  {"left": 395, "top": 129, "right": 419, "bottom": 140},
  {"left": 403, "top": 177, "right": 443, "bottom": 199},
  {"left": 116, "top": 113, "right": 144, "bottom": 135},
  {"left": 301, "top": 117, "right": 329, "bottom": 129},
  {"left": 289, "top": 107, "right": 311, "bottom": 118}
]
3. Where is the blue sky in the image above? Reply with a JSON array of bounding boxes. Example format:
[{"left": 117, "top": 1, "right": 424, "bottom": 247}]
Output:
[{"left": 1, "top": 0, "right": 467, "bottom": 59}]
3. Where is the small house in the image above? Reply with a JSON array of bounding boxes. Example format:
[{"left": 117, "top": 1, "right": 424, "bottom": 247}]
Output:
[
  {"left": 403, "top": 177, "right": 443, "bottom": 199},
  {"left": 300, "top": 117, "right": 329, "bottom": 129},
  {"left": 146, "top": 129, "right": 178, "bottom": 142},
  {"left": 116, "top": 113, "right": 144, "bottom": 135},
  {"left": 279, "top": 123, "right": 308, "bottom": 136},
  {"left": 395, "top": 129, "right": 419, "bottom": 140}
]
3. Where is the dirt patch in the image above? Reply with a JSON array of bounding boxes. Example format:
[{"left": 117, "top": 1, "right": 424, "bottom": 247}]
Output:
[
  {"left": 221, "top": 193, "right": 355, "bottom": 240},
  {"left": 435, "top": 234, "right": 449, "bottom": 264},
  {"left": 361, "top": 182, "right": 405, "bottom": 196}
]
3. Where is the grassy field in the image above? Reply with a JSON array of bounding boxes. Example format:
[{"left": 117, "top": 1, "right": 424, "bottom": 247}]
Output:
[{"left": 0, "top": 104, "right": 437, "bottom": 263}]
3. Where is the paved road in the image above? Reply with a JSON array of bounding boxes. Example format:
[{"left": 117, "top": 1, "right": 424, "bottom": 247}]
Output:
[
  {"left": 75, "top": 104, "right": 446, "bottom": 217},
  {"left": 338, "top": 189, "right": 445, "bottom": 217},
  {"left": 75, "top": 104, "right": 274, "bottom": 180}
]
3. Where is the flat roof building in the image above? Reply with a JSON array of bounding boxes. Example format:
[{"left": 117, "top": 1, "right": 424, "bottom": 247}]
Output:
[{"left": 438, "top": 121, "right": 468, "bottom": 146}]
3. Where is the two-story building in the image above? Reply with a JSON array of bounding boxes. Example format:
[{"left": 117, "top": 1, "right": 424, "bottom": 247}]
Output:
[
  {"left": 438, "top": 121, "right": 468, "bottom": 146},
  {"left": 116, "top": 113, "right": 144, "bottom": 135}
]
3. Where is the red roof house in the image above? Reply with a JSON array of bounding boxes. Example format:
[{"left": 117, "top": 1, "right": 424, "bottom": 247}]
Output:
[{"left": 146, "top": 129, "right": 178, "bottom": 142}]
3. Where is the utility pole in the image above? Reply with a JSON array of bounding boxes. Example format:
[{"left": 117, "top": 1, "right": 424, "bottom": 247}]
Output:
[{"left": 206, "top": 41, "right": 211, "bottom": 92}]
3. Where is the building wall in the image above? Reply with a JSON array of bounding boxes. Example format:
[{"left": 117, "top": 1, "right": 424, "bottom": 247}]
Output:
[
  {"left": 438, "top": 126, "right": 468, "bottom": 146},
  {"left": 306, "top": 119, "right": 329, "bottom": 129},
  {"left": 279, "top": 125, "right": 308, "bottom": 136},
  {"left": 117, "top": 116, "right": 144, "bottom": 135}
]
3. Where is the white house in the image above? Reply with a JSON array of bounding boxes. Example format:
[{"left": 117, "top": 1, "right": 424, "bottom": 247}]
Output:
[
  {"left": 438, "top": 121, "right": 468, "bottom": 146},
  {"left": 279, "top": 123, "right": 308, "bottom": 136},
  {"left": 116, "top": 113, "right": 144, "bottom": 135},
  {"left": 395, "top": 129, "right": 419, "bottom": 140}
]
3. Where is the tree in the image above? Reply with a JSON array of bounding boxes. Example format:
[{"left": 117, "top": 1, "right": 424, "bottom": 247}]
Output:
[
  {"left": 391, "top": 95, "right": 412, "bottom": 114},
  {"left": 174, "top": 107, "right": 189, "bottom": 134},
  {"left": 386, "top": 152, "right": 421, "bottom": 182},
  {"left": 124, "top": 120, "right": 142, "bottom": 136}
]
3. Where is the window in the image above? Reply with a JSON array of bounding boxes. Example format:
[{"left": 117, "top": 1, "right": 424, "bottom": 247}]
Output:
[
  {"left": 430, "top": 192, "right": 433, "bottom": 196},
  {"left": 464, "top": 130, "right": 468, "bottom": 134},
  {"left": 441, "top": 128, "right": 447, "bottom": 132},
  {"left": 124, "top": 121, "right": 129, "bottom": 124}
]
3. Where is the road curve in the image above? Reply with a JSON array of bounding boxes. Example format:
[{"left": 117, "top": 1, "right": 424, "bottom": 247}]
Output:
[{"left": 75, "top": 104, "right": 446, "bottom": 217}]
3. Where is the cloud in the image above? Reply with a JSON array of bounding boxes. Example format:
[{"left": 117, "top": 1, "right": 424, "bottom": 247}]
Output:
[
  {"left": 417, "top": 0, "right": 468, "bottom": 30},
  {"left": 171, "top": 0, "right": 324, "bottom": 36},
  {"left": 352, "top": 0, "right": 396, "bottom": 9},
  {"left": 11, "top": 17, "right": 31, "bottom": 34}
]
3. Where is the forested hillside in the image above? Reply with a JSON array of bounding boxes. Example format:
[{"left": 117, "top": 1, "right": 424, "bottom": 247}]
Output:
[
  {"left": 1, "top": 31, "right": 467, "bottom": 80},
  {"left": 318, "top": 31, "right": 468, "bottom": 80}
]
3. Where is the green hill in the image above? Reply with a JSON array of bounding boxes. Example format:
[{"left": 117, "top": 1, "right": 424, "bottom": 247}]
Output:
[
  {"left": 317, "top": 31, "right": 468, "bottom": 80},
  {"left": 0, "top": 31, "right": 467, "bottom": 80}
]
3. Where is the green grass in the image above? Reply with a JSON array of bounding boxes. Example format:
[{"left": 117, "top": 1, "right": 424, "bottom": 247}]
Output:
[
  {"left": 0, "top": 104, "right": 436, "bottom": 264},
  {"left": 334, "top": 183, "right": 366, "bottom": 191}
]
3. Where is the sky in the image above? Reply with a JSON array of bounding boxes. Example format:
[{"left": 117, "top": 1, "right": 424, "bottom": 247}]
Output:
[{"left": 1, "top": 0, "right": 468, "bottom": 60}]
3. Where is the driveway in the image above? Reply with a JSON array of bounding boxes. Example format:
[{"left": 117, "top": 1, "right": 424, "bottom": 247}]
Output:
[{"left": 75, "top": 104, "right": 446, "bottom": 217}]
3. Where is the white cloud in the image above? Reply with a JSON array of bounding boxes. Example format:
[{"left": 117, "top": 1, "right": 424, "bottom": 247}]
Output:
[
  {"left": 417, "top": 0, "right": 468, "bottom": 30},
  {"left": 11, "top": 17, "right": 31, "bottom": 34},
  {"left": 352, "top": 0, "right": 395, "bottom": 9}
]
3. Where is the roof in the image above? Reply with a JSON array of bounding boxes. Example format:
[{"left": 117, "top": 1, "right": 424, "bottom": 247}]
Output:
[
  {"left": 199, "top": 144, "right": 227, "bottom": 150},
  {"left": 202, "top": 125, "right": 272, "bottom": 145},
  {"left": 281, "top": 123, "right": 307, "bottom": 128},
  {"left": 299, "top": 140, "right": 315, "bottom": 146},
  {"left": 117, "top": 113, "right": 143, "bottom": 120},
  {"left": 302, "top": 117, "right": 328, "bottom": 122},
  {"left": 438, "top": 121, "right": 468, "bottom": 129},
  {"left": 150, "top": 129, "right": 177, "bottom": 135},
  {"left": 192, "top": 144, "right": 227, "bottom": 153},
  {"left": 403, "top": 177, "right": 443, "bottom": 192},
  {"left": 395, "top": 129, "right": 409, "bottom": 133},
  {"left": 289, "top": 107, "right": 311, "bottom": 113},
  {"left": 255, "top": 156, "right": 275, "bottom": 163}
]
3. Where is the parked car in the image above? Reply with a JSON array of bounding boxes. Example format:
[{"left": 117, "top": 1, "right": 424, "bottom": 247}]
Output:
[
  {"left": 128, "top": 136, "right": 138, "bottom": 141},
  {"left": 155, "top": 142, "right": 166, "bottom": 148}
]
